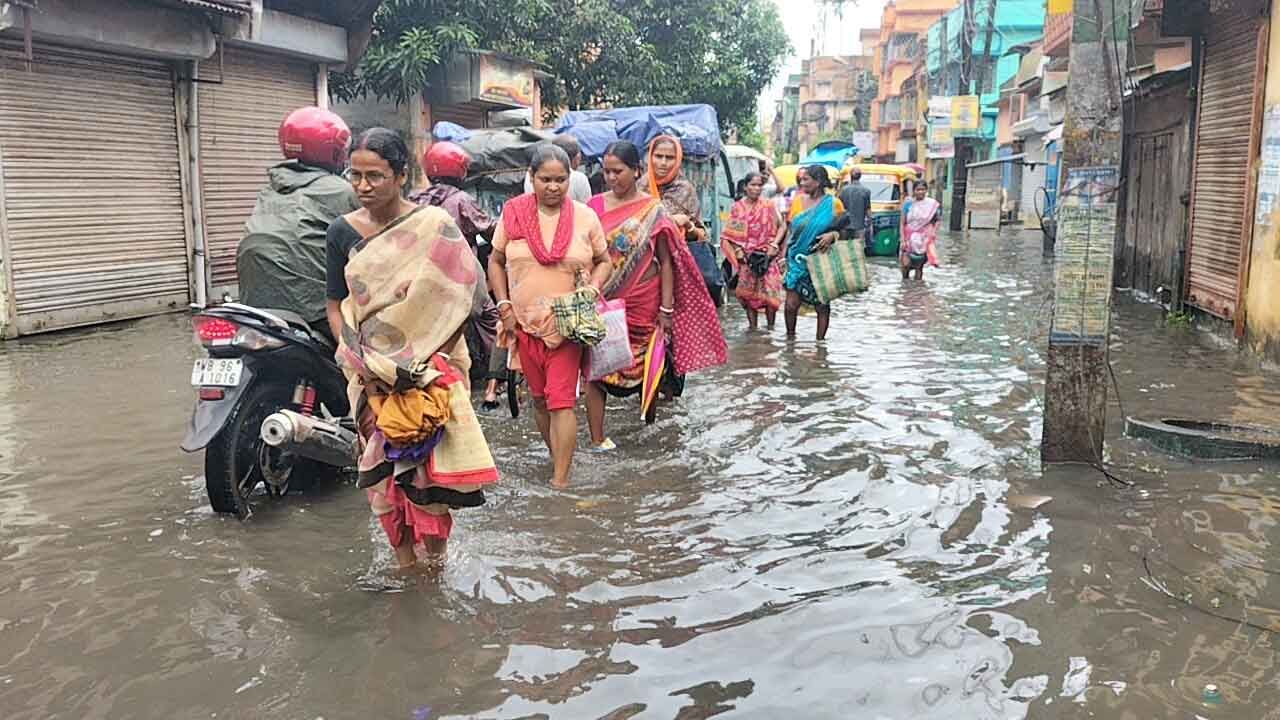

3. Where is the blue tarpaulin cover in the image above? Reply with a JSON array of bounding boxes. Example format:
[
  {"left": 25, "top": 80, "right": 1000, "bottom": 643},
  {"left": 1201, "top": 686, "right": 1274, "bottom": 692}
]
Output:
[
  {"left": 800, "top": 141, "right": 858, "bottom": 169},
  {"left": 555, "top": 104, "right": 722, "bottom": 159},
  {"left": 433, "top": 121, "right": 473, "bottom": 143}
]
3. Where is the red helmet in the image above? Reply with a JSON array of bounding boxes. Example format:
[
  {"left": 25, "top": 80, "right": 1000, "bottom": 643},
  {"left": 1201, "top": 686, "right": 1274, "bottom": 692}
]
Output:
[
  {"left": 423, "top": 142, "right": 471, "bottom": 180},
  {"left": 278, "top": 107, "right": 351, "bottom": 170}
]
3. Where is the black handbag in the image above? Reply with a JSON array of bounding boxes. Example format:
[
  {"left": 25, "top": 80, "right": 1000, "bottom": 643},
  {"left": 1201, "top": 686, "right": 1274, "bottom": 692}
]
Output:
[{"left": 746, "top": 251, "right": 771, "bottom": 277}]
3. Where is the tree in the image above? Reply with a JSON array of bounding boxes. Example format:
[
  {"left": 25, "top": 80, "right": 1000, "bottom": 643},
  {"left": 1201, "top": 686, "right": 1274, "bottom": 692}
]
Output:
[
  {"left": 332, "top": 0, "right": 791, "bottom": 139},
  {"left": 737, "top": 125, "right": 767, "bottom": 153}
]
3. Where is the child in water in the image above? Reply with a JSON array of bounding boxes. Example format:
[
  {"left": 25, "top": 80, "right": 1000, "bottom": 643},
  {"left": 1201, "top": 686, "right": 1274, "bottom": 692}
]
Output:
[{"left": 900, "top": 181, "right": 942, "bottom": 280}]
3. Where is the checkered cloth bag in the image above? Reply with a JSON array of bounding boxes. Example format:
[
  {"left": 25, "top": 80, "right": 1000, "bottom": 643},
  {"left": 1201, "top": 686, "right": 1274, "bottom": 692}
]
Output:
[{"left": 551, "top": 286, "right": 607, "bottom": 347}]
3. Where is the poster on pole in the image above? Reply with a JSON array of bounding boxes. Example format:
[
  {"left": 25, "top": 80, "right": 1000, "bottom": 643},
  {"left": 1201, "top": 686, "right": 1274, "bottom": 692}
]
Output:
[
  {"left": 1254, "top": 104, "right": 1280, "bottom": 228},
  {"left": 928, "top": 96, "right": 952, "bottom": 120},
  {"left": 1050, "top": 165, "right": 1119, "bottom": 345},
  {"left": 927, "top": 117, "right": 954, "bottom": 159},
  {"left": 950, "top": 96, "right": 981, "bottom": 136}
]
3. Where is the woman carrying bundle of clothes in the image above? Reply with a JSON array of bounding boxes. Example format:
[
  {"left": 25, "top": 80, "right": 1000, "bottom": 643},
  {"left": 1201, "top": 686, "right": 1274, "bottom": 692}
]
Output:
[
  {"left": 325, "top": 128, "right": 498, "bottom": 571},
  {"left": 584, "top": 141, "right": 727, "bottom": 451}
]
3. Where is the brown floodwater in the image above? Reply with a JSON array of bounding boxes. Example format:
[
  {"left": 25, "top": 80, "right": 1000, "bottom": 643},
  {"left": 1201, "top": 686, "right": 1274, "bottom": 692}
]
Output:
[{"left": 3, "top": 229, "right": 1280, "bottom": 719}]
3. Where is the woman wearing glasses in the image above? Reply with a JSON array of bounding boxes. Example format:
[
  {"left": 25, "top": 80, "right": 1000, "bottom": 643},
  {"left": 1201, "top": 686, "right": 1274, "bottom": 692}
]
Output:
[{"left": 325, "top": 127, "right": 498, "bottom": 571}]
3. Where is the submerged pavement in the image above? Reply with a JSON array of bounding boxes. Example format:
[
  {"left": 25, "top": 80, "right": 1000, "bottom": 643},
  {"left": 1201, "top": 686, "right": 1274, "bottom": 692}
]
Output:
[{"left": 2, "top": 229, "right": 1280, "bottom": 718}]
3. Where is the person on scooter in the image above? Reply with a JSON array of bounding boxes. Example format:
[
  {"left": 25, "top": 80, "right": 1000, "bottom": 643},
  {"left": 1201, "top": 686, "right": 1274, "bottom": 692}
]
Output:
[
  {"left": 236, "top": 107, "right": 359, "bottom": 342},
  {"left": 409, "top": 141, "right": 494, "bottom": 253},
  {"left": 410, "top": 142, "right": 505, "bottom": 407}
]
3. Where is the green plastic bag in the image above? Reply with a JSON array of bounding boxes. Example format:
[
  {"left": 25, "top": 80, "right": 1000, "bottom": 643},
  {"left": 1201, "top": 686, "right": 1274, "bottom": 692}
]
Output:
[{"left": 805, "top": 239, "right": 871, "bottom": 304}]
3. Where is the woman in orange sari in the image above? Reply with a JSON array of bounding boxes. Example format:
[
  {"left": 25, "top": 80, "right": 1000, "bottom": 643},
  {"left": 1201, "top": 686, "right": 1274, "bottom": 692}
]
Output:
[
  {"left": 722, "top": 172, "right": 786, "bottom": 330},
  {"left": 584, "top": 141, "right": 727, "bottom": 450}
]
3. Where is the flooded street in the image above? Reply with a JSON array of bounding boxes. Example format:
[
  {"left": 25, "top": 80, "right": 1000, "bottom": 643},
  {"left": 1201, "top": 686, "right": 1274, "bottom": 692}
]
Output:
[{"left": 5, "top": 228, "right": 1280, "bottom": 719}]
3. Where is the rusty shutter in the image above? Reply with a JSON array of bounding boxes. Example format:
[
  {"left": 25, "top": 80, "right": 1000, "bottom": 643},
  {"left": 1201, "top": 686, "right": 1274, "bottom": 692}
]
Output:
[
  {"left": 1186, "top": 4, "right": 1267, "bottom": 321},
  {"left": 0, "top": 42, "right": 189, "bottom": 335},
  {"left": 200, "top": 46, "right": 316, "bottom": 294},
  {"left": 433, "top": 103, "right": 490, "bottom": 131}
]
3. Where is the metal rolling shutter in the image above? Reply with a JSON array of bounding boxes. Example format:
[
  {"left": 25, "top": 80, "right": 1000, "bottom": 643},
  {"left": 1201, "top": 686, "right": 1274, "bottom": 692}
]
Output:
[
  {"left": 433, "top": 103, "right": 489, "bottom": 131},
  {"left": 200, "top": 46, "right": 316, "bottom": 293},
  {"left": 1021, "top": 136, "right": 1046, "bottom": 223},
  {"left": 0, "top": 42, "right": 189, "bottom": 335},
  {"left": 1186, "top": 6, "right": 1266, "bottom": 320}
]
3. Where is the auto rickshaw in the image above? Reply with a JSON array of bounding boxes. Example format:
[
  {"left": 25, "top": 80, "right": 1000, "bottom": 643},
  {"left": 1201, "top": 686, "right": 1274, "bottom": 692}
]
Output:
[{"left": 838, "top": 163, "right": 918, "bottom": 256}]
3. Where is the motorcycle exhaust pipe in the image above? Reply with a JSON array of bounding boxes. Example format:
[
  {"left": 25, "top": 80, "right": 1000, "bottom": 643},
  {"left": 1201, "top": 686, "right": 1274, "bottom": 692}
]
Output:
[{"left": 261, "top": 410, "right": 357, "bottom": 467}]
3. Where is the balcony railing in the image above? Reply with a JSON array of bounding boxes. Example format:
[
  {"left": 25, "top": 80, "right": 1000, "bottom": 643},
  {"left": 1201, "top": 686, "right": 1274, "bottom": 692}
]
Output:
[{"left": 901, "top": 95, "right": 917, "bottom": 130}]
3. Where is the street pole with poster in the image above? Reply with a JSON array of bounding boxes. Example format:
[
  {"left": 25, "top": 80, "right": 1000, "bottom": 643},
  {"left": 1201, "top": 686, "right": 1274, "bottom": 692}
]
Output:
[{"left": 1040, "top": 0, "right": 1131, "bottom": 463}]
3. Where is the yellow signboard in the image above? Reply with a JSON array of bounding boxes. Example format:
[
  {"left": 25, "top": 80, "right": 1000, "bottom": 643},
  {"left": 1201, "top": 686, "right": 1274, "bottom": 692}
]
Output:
[
  {"left": 950, "top": 96, "right": 980, "bottom": 135},
  {"left": 478, "top": 55, "right": 535, "bottom": 108},
  {"left": 1047, "top": 0, "right": 1072, "bottom": 14}
]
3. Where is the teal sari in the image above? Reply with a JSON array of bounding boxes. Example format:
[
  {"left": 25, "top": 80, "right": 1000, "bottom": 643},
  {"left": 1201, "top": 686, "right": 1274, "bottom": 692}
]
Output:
[{"left": 784, "top": 195, "right": 838, "bottom": 306}]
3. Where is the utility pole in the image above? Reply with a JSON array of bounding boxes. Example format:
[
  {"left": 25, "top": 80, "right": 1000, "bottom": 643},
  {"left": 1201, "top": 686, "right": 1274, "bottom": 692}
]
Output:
[
  {"left": 949, "top": 0, "right": 976, "bottom": 230},
  {"left": 950, "top": 0, "right": 999, "bottom": 231},
  {"left": 1040, "top": 0, "right": 1131, "bottom": 463}
]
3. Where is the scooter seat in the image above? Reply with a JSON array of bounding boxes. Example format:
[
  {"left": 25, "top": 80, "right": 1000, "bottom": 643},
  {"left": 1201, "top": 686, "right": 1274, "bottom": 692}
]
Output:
[{"left": 259, "top": 308, "right": 310, "bottom": 328}]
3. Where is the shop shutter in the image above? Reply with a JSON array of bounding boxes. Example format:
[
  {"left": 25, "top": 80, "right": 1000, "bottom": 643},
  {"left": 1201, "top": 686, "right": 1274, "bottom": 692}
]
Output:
[
  {"left": 1186, "top": 5, "right": 1266, "bottom": 320},
  {"left": 1021, "top": 136, "right": 1047, "bottom": 223},
  {"left": 200, "top": 46, "right": 316, "bottom": 294},
  {"left": 433, "top": 103, "right": 490, "bottom": 132},
  {"left": 0, "top": 42, "right": 189, "bottom": 335}
]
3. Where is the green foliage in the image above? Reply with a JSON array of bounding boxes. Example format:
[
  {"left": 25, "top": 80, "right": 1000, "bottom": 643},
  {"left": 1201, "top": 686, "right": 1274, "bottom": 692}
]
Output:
[
  {"left": 1165, "top": 311, "right": 1194, "bottom": 329},
  {"left": 855, "top": 73, "right": 878, "bottom": 131},
  {"left": 737, "top": 125, "right": 767, "bottom": 153},
  {"left": 332, "top": 0, "right": 791, "bottom": 139}
]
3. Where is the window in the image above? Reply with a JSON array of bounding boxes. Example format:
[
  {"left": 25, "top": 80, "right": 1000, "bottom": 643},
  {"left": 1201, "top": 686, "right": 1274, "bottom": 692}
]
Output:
[{"left": 861, "top": 174, "right": 902, "bottom": 201}]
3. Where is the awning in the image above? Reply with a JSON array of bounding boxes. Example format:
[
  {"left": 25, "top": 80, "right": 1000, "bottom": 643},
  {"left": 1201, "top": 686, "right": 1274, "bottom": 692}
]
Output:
[
  {"left": 1012, "top": 112, "right": 1052, "bottom": 138},
  {"left": 967, "top": 153, "right": 1026, "bottom": 169},
  {"left": 1046, "top": 123, "right": 1064, "bottom": 142},
  {"left": 1041, "top": 72, "right": 1069, "bottom": 97},
  {"left": 169, "top": 0, "right": 252, "bottom": 14}
]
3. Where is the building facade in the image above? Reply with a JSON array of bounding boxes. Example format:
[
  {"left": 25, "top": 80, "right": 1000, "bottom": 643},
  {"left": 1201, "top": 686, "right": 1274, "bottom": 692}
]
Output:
[
  {"left": 871, "top": 0, "right": 954, "bottom": 165},
  {"left": 0, "top": 0, "right": 377, "bottom": 338}
]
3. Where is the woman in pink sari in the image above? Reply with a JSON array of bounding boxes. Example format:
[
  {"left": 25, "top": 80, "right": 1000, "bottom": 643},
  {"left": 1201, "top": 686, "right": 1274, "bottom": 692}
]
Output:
[
  {"left": 722, "top": 172, "right": 786, "bottom": 330},
  {"left": 900, "top": 181, "right": 942, "bottom": 280},
  {"left": 584, "top": 141, "right": 727, "bottom": 450}
]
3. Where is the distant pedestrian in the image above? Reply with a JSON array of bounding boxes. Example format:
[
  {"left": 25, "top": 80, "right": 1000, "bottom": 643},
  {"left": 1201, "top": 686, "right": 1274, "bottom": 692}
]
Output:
[
  {"left": 783, "top": 165, "right": 845, "bottom": 340},
  {"left": 900, "top": 181, "right": 942, "bottom": 280},
  {"left": 722, "top": 172, "right": 786, "bottom": 330},
  {"left": 838, "top": 167, "right": 872, "bottom": 243}
]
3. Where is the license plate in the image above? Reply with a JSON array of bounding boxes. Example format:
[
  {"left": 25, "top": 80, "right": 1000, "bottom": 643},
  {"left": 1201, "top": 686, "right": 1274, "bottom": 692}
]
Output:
[{"left": 191, "top": 358, "right": 243, "bottom": 387}]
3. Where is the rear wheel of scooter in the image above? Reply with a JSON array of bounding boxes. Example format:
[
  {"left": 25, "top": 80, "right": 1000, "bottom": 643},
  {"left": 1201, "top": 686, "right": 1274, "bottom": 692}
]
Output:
[{"left": 204, "top": 380, "right": 334, "bottom": 516}]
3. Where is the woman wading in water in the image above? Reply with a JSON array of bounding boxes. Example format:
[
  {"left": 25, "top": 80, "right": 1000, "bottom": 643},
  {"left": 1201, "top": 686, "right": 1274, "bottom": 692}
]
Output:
[
  {"left": 325, "top": 128, "right": 497, "bottom": 570},
  {"left": 584, "top": 141, "right": 726, "bottom": 449},
  {"left": 488, "top": 144, "right": 612, "bottom": 488}
]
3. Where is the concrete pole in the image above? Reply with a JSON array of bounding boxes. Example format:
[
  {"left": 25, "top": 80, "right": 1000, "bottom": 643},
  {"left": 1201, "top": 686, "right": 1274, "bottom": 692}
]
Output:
[{"left": 1040, "top": 0, "right": 1131, "bottom": 463}]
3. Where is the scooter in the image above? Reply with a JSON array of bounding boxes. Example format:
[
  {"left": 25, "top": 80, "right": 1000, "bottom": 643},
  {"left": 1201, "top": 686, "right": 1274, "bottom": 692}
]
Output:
[{"left": 181, "top": 304, "right": 357, "bottom": 516}]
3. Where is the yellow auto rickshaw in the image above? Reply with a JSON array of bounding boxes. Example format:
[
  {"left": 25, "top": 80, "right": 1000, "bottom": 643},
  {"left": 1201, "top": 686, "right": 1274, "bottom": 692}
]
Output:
[{"left": 838, "top": 164, "right": 918, "bottom": 256}]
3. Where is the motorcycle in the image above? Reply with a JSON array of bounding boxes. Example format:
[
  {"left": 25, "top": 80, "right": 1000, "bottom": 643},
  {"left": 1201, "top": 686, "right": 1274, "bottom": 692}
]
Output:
[{"left": 181, "top": 303, "right": 357, "bottom": 516}]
